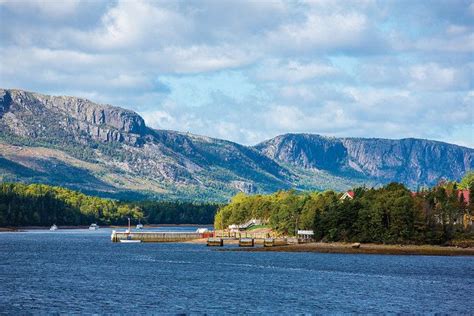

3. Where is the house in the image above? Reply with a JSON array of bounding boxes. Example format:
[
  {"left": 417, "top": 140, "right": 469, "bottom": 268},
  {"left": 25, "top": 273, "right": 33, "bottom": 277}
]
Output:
[
  {"left": 297, "top": 230, "right": 314, "bottom": 242},
  {"left": 340, "top": 190, "right": 355, "bottom": 200}
]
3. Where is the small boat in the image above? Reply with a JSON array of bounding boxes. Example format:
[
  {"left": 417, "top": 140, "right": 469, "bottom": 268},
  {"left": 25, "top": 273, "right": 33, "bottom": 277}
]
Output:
[
  {"left": 49, "top": 224, "right": 58, "bottom": 231},
  {"left": 119, "top": 217, "right": 141, "bottom": 243},
  {"left": 136, "top": 220, "right": 143, "bottom": 230},
  {"left": 119, "top": 239, "right": 141, "bottom": 243},
  {"left": 89, "top": 223, "right": 99, "bottom": 230}
]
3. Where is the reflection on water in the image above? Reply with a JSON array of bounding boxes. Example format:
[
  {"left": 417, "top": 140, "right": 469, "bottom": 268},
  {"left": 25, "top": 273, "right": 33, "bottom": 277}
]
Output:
[{"left": 0, "top": 229, "right": 473, "bottom": 314}]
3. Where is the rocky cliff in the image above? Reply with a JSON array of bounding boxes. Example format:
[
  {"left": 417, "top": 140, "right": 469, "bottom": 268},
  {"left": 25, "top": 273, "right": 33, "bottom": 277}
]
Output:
[
  {"left": 0, "top": 89, "right": 472, "bottom": 200},
  {"left": 0, "top": 89, "right": 291, "bottom": 200},
  {"left": 254, "top": 133, "right": 473, "bottom": 188},
  {"left": 0, "top": 89, "right": 146, "bottom": 144}
]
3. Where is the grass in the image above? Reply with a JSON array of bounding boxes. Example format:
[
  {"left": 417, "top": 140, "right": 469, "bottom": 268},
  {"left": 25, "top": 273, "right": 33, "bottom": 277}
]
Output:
[{"left": 246, "top": 224, "right": 271, "bottom": 231}]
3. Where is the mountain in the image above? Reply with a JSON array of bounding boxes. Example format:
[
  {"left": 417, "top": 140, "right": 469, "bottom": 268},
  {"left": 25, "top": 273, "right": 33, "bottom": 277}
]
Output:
[
  {"left": 0, "top": 88, "right": 472, "bottom": 201},
  {"left": 254, "top": 133, "right": 473, "bottom": 189},
  {"left": 0, "top": 88, "right": 291, "bottom": 200}
]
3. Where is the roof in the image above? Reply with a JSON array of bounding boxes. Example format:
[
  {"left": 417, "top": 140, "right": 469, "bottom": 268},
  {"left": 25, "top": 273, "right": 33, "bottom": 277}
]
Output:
[
  {"left": 340, "top": 190, "right": 355, "bottom": 200},
  {"left": 297, "top": 230, "right": 314, "bottom": 235}
]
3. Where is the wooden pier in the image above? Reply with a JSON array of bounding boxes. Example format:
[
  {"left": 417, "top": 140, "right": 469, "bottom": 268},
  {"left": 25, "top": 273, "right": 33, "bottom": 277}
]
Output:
[
  {"left": 111, "top": 230, "right": 202, "bottom": 243},
  {"left": 239, "top": 238, "right": 255, "bottom": 247},
  {"left": 207, "top": 238, "right": 224, "bottom": 246},
  {"left": 205, "top": 237, "right": 289, "bottom": 247}
]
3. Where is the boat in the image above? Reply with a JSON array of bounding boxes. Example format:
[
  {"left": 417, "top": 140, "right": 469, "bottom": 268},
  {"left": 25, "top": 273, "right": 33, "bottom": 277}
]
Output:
[
  {"left": 49, "top": 224, "right": 58, "bottom": 231},
  {"left": 119, "top": 217, "right": 141, "bottom": 243},
  {"left": 136, "top": 220, "right": 143, "bottom": 230},
  {"left": 89, "top": 223, "right": 99, "bottom": 230},
  {"left": 119, "top": 239, "right": 141, "bottom": 243}
]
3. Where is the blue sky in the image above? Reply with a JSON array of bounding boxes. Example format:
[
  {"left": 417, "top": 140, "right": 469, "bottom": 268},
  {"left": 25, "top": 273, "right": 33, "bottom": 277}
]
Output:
[{"left": 0, "top": 0, "right": 472, "bottom": 147}]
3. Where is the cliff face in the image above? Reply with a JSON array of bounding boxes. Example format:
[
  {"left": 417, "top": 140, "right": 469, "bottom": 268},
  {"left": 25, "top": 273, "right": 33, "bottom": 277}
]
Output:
[
  {"left": 254, "top": 134, "right": 474, "bottom": 187},
  {"left": 254, "top": 134, "right": 349, "bottom": 171},
  {"left": 0, "top": 89, "right": 146, "bottom": 144},
  {"left": 0, "top": 89, "right": 291, "bottom": 200},
  {"left": 0, "top": 89, "right": 472, "bottom": 201}
]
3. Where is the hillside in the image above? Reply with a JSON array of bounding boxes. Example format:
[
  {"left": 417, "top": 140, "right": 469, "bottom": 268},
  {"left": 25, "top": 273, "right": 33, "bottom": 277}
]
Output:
[
  {"left": 0, "top": 89, "right": 472, "bottom": 201},
  {"left": 0, "top": 89, "right": 292, "bottom": 201},
  {"left": 254, "top": 134, "right": 473, "bottom": 189}
]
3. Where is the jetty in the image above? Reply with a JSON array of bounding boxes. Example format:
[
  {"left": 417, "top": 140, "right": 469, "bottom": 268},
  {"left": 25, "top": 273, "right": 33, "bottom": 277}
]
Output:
[{"left": 111, "top": 230, "right": 204, "bottom": 243}]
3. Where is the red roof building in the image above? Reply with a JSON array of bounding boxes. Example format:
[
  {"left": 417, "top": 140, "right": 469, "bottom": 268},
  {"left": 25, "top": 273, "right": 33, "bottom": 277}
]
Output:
[{"left": 340, "top": 190, "right": 355, "bottom": 200}]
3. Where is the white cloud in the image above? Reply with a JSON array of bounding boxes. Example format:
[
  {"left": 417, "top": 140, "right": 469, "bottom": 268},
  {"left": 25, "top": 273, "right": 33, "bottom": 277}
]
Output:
[
  {"left": 0, "top": 0, "right": 472, "bottom": 147},
  {"left": 408, "top": 63, "right": 471, "bottom": 91},
  {"left": 1, "top": 0, "right": 82, "bottom": 18},
  {"left": 358, "top": 61, "right": 472, "bottom": 91},
  {"left": 413, "top": 33, "right": 474, "bottom": 54},
  {"left": 145, "top": 45, "right": 256, "bottom": 74},
  {"left": 265, "top": 10, "right": 379, "bottom": 53}
]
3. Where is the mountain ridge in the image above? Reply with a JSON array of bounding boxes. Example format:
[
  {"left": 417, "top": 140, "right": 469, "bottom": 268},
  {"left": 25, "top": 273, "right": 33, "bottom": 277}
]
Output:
[
  {"left": 254, "top": 133, "right": 473, "bottom": 189},
  {"left": 257, "top": 132, "right": 473, "bottom": 150},
  {"left": 0, "top": 88, "right": 472, "bottom": 201}
]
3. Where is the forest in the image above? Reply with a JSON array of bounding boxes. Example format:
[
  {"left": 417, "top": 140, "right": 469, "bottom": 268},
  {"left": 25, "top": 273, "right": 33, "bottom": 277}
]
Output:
[
  {"left": 215, "top": 172, "right": 474, "bottom": 245},
  {"left": 0, "top": 182, "right": 219, "bottom": 226},
  {"left": 2, "top": 171, "right": 473, "bottom": 245}
]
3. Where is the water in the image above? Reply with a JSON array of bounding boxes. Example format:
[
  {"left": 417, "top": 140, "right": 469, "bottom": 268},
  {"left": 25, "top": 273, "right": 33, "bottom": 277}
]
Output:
[{"left": 1, "top": 228, "right": 473, "bottom": 314}]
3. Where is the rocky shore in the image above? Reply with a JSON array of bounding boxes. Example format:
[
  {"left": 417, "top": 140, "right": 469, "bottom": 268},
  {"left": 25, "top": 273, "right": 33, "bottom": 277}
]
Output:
[{"left": 224, "top": 242, "right": 474, "bottom": 256}]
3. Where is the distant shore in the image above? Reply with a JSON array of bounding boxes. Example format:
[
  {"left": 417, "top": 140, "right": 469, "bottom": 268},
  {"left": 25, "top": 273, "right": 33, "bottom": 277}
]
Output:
[
  {"left": 224, "top": 242, "right": 474, "bottom": 256},
  {"left": 0, "top": 227, "right": 18, "bottom": 232},
  {"left": 2, "top": 227, "right": 472, "bottom": 256},
  {"left": 0, "top": 224, "right": 212, "bottom": 232}
]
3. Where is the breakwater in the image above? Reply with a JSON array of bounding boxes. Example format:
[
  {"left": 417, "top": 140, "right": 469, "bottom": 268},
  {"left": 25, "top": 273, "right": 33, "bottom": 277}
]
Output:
[{"left": 111, "top": 230, "right": 203, "bottom": 242}]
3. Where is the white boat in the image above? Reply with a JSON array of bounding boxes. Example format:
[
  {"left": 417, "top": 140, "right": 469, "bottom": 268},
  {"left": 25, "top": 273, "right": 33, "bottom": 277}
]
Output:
[
  {"left": 89, "top": 223, "right": 99, "bottom": 230},
  {"left": 136, "top": 222, "right": 144, "bottom": 230},
  {"left": 119, "top": 217, "right": 141, "bottom": 243},
  {"left": 49, "top": 224, "right": 58, "bottom": 231},
  {"left": 119, "top": 239, "right": 141, "bottom": 243}
]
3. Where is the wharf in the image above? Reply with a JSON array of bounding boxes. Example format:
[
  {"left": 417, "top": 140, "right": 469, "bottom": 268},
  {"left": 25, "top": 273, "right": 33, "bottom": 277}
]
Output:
[{"left": 111, "top": 230, "right": 203, "bottom": 242}]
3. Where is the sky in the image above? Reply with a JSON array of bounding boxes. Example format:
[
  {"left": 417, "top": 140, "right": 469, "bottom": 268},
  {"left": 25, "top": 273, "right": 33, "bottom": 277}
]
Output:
[{"left": 0, "top": 0, "right": 473, "bottom": 147}]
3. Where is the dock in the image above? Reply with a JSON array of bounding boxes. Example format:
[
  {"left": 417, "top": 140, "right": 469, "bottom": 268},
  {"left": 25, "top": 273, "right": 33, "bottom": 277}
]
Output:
[{"left": 111, "top": 230, "right": 203, "bottom": 243}]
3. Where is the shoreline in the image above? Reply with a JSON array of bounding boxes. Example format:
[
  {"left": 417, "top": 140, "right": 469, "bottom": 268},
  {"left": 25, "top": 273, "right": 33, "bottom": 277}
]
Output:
[
  {"left": 222, "top": 242, "right": 474, "bottom": 256},
  {"left": 2, "top": 228, "right": 472, "bottom": 256},
  {"left": 0, "top": 224, "right": 212, "bottom": 231},
  {"left": 184, "top": 239, "right": 474, "bottom": 256}
]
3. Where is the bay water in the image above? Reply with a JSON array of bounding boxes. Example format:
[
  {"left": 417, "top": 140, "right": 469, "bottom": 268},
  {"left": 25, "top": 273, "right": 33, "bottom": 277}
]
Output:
[{"left": 1, "top": 228, "right": 473, "bottom": 314}]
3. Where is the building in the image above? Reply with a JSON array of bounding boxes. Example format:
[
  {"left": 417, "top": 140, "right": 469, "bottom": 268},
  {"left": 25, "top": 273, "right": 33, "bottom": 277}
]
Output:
[
  {"left": 340, "top": 190, "right": 355, "bottom": 200},
  {"left": 297, "top": 230, "right": 314, "bottom": 242}
]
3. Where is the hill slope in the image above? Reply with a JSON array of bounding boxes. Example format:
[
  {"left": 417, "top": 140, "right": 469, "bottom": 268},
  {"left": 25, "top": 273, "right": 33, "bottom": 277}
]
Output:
[
  {"left": 0, "top": 89, "right": 291, "bottom": 200},
  {"left": 254, "top": 133, "right": 473, "bottom": 189},
  {"left": 1, "top": 89, "right": 472, "bottom": 200}
]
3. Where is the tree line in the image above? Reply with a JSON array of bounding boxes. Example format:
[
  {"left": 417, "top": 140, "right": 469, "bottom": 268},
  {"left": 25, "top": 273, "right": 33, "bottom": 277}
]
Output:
[
  {"left": 215, "top": 172, "right": 474, "bottom": 245},
  {"left": 0, "top": 182, "right": 219, "bottom": 226}
]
